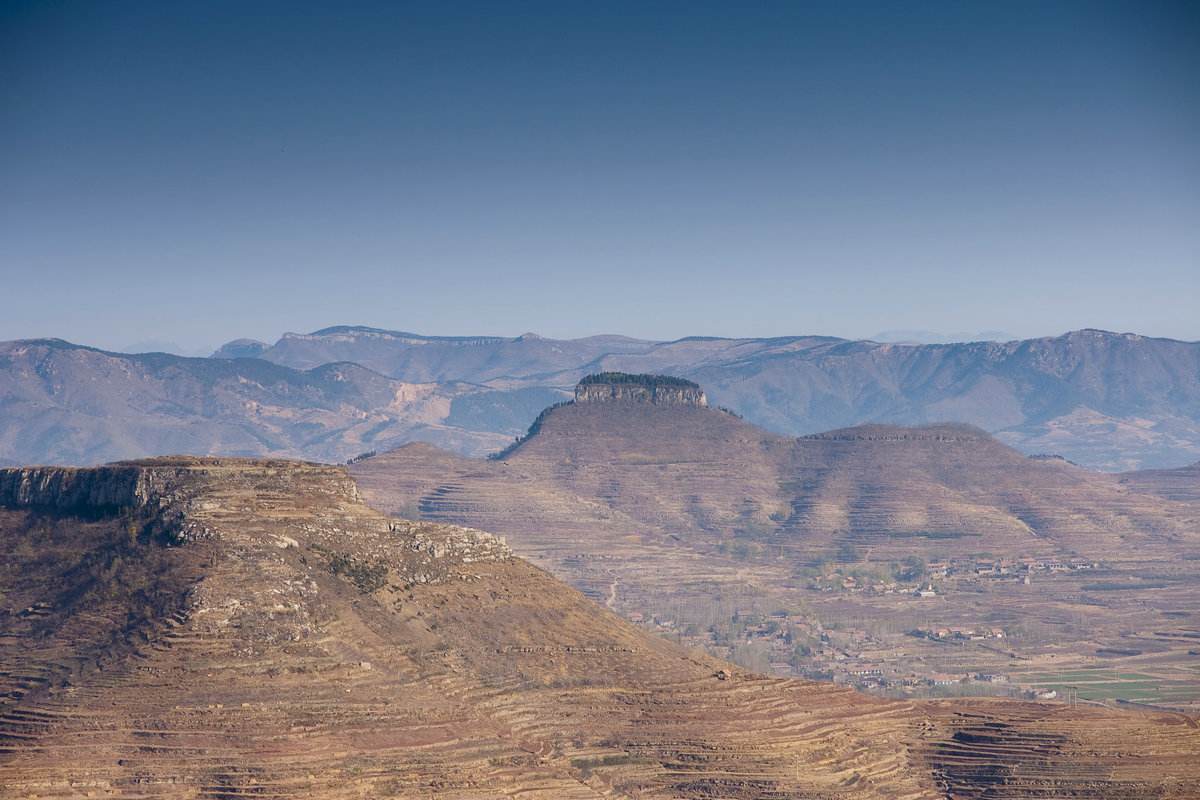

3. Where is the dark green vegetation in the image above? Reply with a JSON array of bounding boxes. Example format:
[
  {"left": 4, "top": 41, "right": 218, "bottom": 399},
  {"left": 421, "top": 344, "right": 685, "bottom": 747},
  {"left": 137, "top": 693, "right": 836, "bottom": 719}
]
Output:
[
  {"left": 578, "top": 372, "right": 700, "bottom": 389},
  {"left": 323, "top": 550, "right": 390, "bottom": 593}
]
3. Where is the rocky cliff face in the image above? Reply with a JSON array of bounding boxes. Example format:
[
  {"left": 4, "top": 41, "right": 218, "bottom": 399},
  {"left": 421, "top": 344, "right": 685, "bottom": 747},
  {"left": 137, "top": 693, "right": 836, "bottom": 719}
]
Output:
[
  {"left": 575, "top": 382, "right": 707, "bottom": 406},
  {"left": 0, "top": 458, "right": 509, "bottom": 577},
  {"left": 0, "top": 464, "right": 153, "bottom": 512}
]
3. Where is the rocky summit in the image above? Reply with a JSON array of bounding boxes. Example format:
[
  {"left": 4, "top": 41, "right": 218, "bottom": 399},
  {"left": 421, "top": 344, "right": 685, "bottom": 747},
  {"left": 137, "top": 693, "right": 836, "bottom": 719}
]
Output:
[
  {"left": 0, "top": 459, "right": 1197, "bottom": 798},
  {"left": 574, "top": 373, "right": 707, "bottom": 407}
]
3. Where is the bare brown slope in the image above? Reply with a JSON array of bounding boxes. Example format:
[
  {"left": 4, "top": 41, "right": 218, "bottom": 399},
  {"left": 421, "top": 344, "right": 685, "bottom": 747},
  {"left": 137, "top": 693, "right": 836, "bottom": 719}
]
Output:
[
  {"left": 778, "top": 425, "right": 1200, "bottom": 565},
  {"left": 3, "top": 460, "right": 1197, "bottom": 799},
  {"left": 0, "top": 459, "right": 939, "bottom": 799},
  {"left": 1117, "top": 462, "right": 1200, "bottom": 504},
  {"left": 352, "top": 401, "right": 1200, "bottom": 710},
  {"left": 354, "top": 403, "right": 1200, "bottom": 580}
]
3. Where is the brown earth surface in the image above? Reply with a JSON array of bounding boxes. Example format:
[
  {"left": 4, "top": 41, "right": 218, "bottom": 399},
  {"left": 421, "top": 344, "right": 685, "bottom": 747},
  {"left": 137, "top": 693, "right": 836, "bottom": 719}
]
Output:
[
  {"left": 1118, "top": 461, "right": 1200, "bottom": 504},
  {"left": 350, "top": 400, "right": 1200, "bottom": 709},
  {"left": 1, "top": 459, "right": 1197, "bottom": 798}
]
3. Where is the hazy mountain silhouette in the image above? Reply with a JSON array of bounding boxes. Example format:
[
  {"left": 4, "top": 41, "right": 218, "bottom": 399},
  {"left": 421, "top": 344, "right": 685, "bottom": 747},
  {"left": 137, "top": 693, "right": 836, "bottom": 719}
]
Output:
[{"left": 2, "top": 327, "right": 1198, "bottom": 469}]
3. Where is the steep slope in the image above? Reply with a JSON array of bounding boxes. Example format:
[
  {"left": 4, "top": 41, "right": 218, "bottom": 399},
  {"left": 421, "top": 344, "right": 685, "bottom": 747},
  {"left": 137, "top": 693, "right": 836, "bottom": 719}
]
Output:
[
  {"left": 355, "top": 400, "right": 1200, "bottom": 573},
  {"left": 0, "top": 459, "right": 929, "bottom": 798},
  {"left": 2, "top": 460, "right": 1198, "bottom": 799}
]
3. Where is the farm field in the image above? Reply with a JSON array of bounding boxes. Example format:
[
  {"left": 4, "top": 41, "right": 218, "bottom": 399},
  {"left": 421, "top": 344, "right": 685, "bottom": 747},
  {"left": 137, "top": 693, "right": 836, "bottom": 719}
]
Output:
[{"left": 1010, "top": 656, "right": 1200, "bottom": 706}]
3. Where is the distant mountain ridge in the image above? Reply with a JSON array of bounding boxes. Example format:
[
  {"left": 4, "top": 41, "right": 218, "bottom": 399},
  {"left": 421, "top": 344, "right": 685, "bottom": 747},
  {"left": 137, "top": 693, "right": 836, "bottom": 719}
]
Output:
[
  {"left": 0, "top": 338, "right": 503, "bottom": 465},
  {"left": 245, "top": 326, "right": 1200, "bottom": 470},
  {"left": 2, "top": 327, "right": 1198, "bottom": 469}
]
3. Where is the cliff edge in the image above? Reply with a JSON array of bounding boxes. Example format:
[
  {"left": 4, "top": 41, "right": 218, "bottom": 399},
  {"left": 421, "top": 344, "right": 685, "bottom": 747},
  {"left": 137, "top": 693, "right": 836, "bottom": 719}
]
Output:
[{"left": 574, "top": 371, "right": 707, "bottom": 406}]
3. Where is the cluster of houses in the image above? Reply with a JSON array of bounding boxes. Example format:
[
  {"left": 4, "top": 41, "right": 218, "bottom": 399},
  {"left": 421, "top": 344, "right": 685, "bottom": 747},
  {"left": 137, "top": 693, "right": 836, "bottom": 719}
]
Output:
[
  {"left": 912, "top": 624, "right": 1008, "bottom": 641},
  {"left": 626, "top": 606, "right": 1078, "bottom": 703},
  {"left": 929, "top": 555, "right": 1099, "bottom": 577},
  {"left": 812, "top": 553, "right": 1102, "bottom": 596},
  {"left": 623, "top": 591, "right": 1080, "bottom": 703}
]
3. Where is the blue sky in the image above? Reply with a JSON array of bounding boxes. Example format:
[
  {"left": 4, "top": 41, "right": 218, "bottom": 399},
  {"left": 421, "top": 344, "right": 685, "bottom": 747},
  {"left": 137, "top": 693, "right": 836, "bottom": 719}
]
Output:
[{"left": 2, "top": 1, "right": 1197, "bottom": 353}]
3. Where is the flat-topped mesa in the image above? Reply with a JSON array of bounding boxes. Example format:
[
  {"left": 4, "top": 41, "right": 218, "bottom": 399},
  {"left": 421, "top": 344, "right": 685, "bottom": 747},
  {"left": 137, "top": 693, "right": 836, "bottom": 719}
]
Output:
[{"left": 575, "top": 372, "right": 706, "bottom": 407}]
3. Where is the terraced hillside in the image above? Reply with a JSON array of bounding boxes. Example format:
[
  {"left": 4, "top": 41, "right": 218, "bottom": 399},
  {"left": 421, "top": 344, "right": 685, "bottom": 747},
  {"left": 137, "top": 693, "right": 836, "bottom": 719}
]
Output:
[
  {"left": 352, "top": 395, "right": 1200, "bottom": 705},
  {"left": 2, "top": 459, "right": 1197, "bottom": 797},
  {"left": 1118, "top": 461, "right": 1200, "bottom": 504}
]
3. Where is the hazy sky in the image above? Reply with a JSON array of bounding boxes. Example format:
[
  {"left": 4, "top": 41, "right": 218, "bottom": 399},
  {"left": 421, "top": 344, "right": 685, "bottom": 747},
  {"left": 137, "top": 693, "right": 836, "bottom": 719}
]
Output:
[{"left": 3, "top": 1, "right": 1198, "bottom": 353}]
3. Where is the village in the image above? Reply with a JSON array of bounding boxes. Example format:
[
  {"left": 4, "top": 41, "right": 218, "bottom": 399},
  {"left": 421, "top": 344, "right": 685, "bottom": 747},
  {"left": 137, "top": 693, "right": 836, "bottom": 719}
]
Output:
[
  {"left": 807, "top": 552, "right": 1100, "bottom": 596},
  {"left": 623, "top": 551, "right": 1104, "bottom": 702},
  {"left": 625, "top": 605, "right": 1076, "bottom": 701}
]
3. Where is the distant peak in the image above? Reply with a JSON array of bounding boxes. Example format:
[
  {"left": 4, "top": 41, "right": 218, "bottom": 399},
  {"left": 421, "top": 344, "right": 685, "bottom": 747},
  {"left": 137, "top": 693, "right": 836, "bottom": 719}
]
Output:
[{"left": 211, "top": 338, "right": 270, "bottom": 359}]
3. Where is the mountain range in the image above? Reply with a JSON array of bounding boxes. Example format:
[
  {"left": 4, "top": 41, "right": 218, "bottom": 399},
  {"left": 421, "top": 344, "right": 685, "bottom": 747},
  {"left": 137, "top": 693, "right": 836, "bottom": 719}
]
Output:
[{"left": 2, "top": 326, "right": 1199, "bottom": 470}]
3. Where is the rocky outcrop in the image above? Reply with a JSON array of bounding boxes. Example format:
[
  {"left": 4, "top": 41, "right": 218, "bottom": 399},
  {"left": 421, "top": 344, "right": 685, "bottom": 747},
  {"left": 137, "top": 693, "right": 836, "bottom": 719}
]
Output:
[
  {"left": 575, "top": 375, "right": 707, "bottom": 407},
  {"left": 575, "top": 382, "right": 707, "bottom": 406},
  {"left": 0, "top": 465, "right": 151, "bottom": 512}
]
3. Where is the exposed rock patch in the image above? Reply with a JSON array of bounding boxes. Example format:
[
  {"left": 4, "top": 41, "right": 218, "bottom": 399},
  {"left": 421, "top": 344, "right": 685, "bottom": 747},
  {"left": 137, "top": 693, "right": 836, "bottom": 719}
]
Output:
[{"left": 575, "top": 373, "right": 707, "bottom": 407}]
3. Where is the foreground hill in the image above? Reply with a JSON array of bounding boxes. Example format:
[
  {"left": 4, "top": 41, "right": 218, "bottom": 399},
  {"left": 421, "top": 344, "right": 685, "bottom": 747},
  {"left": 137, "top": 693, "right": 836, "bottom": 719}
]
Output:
[
  {"left": 352, "top": 389, "right": 1200, "bottom": 706},
  {"left": 2, "top": 459, "right": 1197, "bottom": 798}
]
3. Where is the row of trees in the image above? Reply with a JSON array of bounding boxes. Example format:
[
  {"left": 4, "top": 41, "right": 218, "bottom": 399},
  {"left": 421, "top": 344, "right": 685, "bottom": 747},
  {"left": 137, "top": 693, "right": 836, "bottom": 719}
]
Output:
[{"left": 578, "top": 372, "right": 700, "bottom": 389}]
